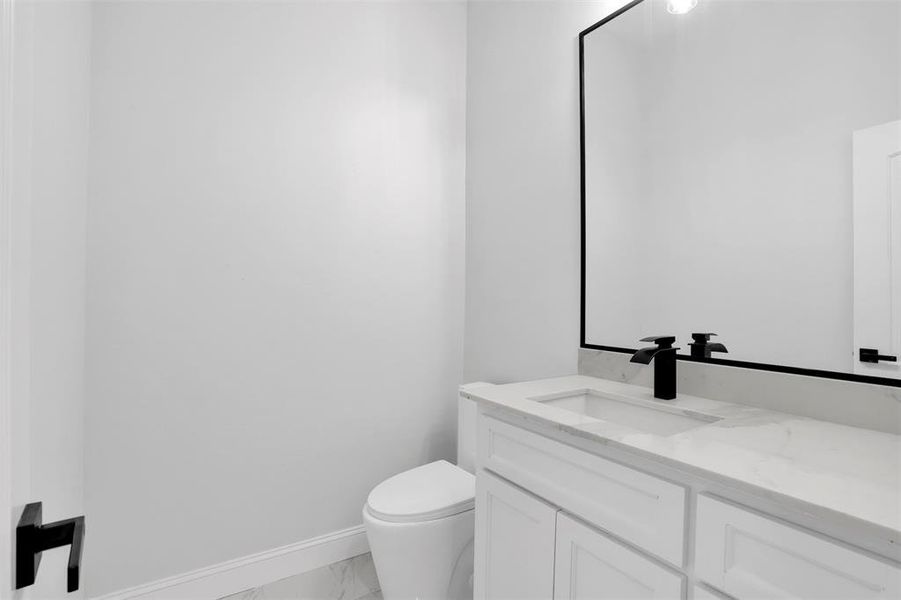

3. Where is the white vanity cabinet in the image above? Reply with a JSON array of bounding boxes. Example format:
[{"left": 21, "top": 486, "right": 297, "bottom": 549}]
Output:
[
  {"left": 474, "top": 410, "right": 901, "bottom": 600},
  {"left": 478, "top": 415, "right": 685, "bottom": 565},
  {"left": 695, "top": 495, "right": 901, "bottom": 599},
  {"left": 554, "top": 513, "right": 683, "bottom": 600},
  {"left": 474, "top": 469, "right": 681, "bottom": 600},
  {"left": 474, "top": 470, "right": 557, "bottom": 599}
]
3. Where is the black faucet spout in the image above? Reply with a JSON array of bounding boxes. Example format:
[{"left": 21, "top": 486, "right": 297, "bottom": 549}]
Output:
[
  {"left": 630, "top": 347, "right": 659, "bottom": 365},
  {"left": 688, "top": 333, "right": 728, "bottom": 359}
]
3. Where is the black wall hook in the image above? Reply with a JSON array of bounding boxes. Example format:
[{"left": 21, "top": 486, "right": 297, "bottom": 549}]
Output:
[{"left": 16, "top": 502, "right": 85, "bottom": 592}]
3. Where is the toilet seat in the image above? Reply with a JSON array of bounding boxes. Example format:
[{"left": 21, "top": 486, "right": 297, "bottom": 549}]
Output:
[{"left": 365, "top": 460, "right": 475, "bottom": 523}]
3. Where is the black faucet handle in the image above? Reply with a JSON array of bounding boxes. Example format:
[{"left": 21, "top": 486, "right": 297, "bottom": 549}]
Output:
[
  {"left": 640, "top": 335, "right": 676, "bottom": 348},
  {"left": 689, "top": 332, "right": 728, "bottom": 358},
  {"left": 690, "top": 332, "right": 717, "bottom": 343}
]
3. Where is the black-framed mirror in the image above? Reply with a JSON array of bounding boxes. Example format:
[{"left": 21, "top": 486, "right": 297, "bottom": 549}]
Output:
[{"left": 580, "top": 0, "right": 901, "bottom": 386}]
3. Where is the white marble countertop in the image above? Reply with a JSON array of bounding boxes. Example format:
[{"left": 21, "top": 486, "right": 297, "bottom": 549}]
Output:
[{"left": 463, "top": 375, "right": 901, "bottom": 540}]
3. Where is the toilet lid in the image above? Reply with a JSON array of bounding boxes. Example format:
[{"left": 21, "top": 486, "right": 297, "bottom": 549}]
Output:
[{"left": 366, "top": 460, "right": 475, "bottom": 523}]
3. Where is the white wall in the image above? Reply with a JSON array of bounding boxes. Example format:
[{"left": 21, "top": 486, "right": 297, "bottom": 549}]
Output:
[
  {"left": 84, "top": 2, "right": 465, "bottom": 595},
  {"left": 4, "top": 1, "right": 92, "bottom": 598},
  {"left": 463, "top": 0, "right": 631, "bottom": 384},
  {"left": 584, "top": 0, "right": 901, "bottom": 372}
]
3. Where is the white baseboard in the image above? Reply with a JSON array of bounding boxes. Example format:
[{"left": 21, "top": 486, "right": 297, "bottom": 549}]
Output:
[{"left": 92, "top": 525, "right": 369, "bottom": 600}]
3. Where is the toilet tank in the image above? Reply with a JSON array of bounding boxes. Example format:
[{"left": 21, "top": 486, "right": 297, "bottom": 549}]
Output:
[{"left": 457, "top": 382, "right": 494, "bottom": 473}]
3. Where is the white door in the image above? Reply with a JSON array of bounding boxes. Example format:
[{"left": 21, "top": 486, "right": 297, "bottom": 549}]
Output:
[
  {"left": 553, "top": 513, "right": 683, "bottom": 600},
  {"left": 853, "top": 119, "right": 901, "bottom": 378},
  {"left": 473, "top": 470, "right": 557, "bottom": 600},
  {"left": 1, "top": 0, "right": 89, "bottom": 597}
]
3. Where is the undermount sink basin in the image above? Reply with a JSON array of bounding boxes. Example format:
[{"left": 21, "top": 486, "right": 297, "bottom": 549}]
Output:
[{"left": 529, "top": 389, "right": 721, "bottom": 436}]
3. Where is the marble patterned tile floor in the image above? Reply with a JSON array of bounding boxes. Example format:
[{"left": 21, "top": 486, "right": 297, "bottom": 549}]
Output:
[{"left": 219, "top": 553, "right": 381, "bottom": 600}]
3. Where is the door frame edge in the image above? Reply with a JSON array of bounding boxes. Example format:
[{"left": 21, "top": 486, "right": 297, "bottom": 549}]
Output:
[{"left": 1, "top": 0, "right": 17, "bottom": 594}]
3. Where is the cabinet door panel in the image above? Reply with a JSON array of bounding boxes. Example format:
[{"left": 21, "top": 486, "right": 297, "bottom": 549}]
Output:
[
  {"left": 474, "top": 470, "right": 557, "bottom": 600},
  {"left": 554, "top": 513, "right": 683, "bottom": 600},
  {"left": 696, "top": 495, "right": 901, "bottom": 599},
  {"left": 479, "top": 415, "right": 685, "bottom": 565}
]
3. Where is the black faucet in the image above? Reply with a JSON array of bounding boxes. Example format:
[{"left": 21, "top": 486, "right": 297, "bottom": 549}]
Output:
[
  {"left": 630, "top": 336, "right": 679, "bottom": 400},
  {"left": 688, "top": 333, "right": 728, "bottom": 359}
]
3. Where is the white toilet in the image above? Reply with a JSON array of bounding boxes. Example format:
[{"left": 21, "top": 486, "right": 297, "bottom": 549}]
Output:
[{"left": 363, "top": 387, "right": 485, "bottom": 600}]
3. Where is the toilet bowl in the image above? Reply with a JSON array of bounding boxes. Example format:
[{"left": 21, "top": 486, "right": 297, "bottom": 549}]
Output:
[
  {"left": 364, "top": 460, "right": 475, "bottom": 600},
  {"left": 363, "top": 386, "right": 489, "bottom": 600}
]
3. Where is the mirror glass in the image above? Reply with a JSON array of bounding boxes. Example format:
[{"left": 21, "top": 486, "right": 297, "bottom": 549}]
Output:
[{"left": 582, "top": 0, "right": 901, "bottom": 380}]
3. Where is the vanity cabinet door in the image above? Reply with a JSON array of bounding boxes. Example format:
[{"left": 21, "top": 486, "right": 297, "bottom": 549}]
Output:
[
  {"left": 479, "top": 415, "right": 685, "bottom": 565},
  {"left": 554, "top": 513, "right": 683, "bottom": 600},
  {"left": 474, "top": 470, "right": 557, "bottom": 600},
  {"left": 696, "top": 495, "right": 901, "bottom": 599}
]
